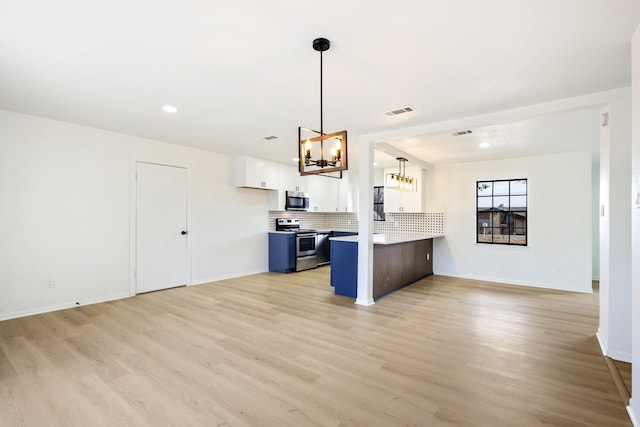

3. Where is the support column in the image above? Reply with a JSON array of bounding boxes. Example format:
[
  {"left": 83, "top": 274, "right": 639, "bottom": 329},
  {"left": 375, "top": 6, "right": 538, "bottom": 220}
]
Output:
[
  {"left": 628, "top": 23, "right": 640, "bottom": 425},
  {"left": 356, "top": 138, "right": 374, "bottom": 306},
  {"left": 598, "top": 89, "right": 632, "bottom": 363}
]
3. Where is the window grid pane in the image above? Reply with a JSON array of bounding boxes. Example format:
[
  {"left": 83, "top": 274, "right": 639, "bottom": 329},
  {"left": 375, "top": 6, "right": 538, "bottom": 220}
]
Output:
[{"left": 476, "top": 179, "right": 527, "bottom": 246}]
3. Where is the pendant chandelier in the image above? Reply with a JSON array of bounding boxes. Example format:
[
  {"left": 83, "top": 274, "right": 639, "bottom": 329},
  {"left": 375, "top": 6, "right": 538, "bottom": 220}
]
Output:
[
  {"left": 385, "top": 157, "right": 417, "bottom": 192},
  {"left": 298, "top": 38, "right": 348, "bottom": 177}
]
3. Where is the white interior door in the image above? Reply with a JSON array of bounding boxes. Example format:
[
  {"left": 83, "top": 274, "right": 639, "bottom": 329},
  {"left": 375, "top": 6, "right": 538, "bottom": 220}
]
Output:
[{"left": 136, "top": 162, "right": 188, "bottom": 293}]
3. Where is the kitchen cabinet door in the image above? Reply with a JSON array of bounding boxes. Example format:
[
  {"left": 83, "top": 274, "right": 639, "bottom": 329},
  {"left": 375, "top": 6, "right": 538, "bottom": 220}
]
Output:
[
  {"left": 268, "top": 233, "right": 296, "bottom": 273},
  {"left": 402, "top": 239, "right": 433, "bottom": 284},
  {"left": 373, "top": 244, "right": 404, "bottom": 298},
  {"left": 234, "top": 156, "right": 279, "bottom": 190},
  {"left": 268, "top": 163, "right": 289, "bottom": 211},
  {"left": 284, "top": 164, "right": 311, "bottom": 193},
  {"left": 319, "top": 172, "right": 353, "bottom": 213},
  {"left": 336, "top": 173, "right": 351, "bottom": 212},
  {"left": 307, "top": 175, "right": 335, "bottom": 212},
  {"left": 383, "top": 183, "right": 403, "bottom": 213}
]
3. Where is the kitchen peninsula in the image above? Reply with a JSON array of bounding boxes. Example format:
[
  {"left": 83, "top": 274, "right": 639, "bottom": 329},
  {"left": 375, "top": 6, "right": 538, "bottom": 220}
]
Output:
[{"left": 330, "top": 233, "right": 443, "bottom": 299}]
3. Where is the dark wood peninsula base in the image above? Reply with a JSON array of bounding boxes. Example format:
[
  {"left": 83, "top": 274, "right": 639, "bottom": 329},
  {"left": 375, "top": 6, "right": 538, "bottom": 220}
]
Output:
[
  {"left": 330, "top": 235, "right": 435, "bottom": 299},
  {"left": 373, "top": 238, "right": 433, "bottom": 298}
]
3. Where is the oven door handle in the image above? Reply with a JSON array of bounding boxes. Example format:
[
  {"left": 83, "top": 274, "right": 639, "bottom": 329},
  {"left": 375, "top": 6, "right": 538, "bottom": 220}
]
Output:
[{"left": 297, "top": 233, "right": 317, "bottom": 238}]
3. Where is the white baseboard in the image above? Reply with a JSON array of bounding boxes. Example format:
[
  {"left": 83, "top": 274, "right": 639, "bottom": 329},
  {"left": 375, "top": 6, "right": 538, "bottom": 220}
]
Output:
[
  {"left": 0, "top": 292, "right": 130, "bottom": 321},
  {"left": 596, "top": 331, "right": 608, "bottom": 356},
  {"left": 595, "top": 331, "right": 632, "bottom": 362},
  {"left": 434, "top": 272, "right": 593, "bottom": 294},
  {"left": 0, "top": 269, "right": 271, "bottom": 321},
  {"left": 628, "top": 402, "right": 639, "bottom": 427}
]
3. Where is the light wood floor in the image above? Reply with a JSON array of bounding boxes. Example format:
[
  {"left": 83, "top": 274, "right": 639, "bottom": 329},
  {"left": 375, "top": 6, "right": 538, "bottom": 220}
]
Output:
[
  {"left": 615, "top": 360, "right": 632, "bottom": 396},
  {"left": 0, "top": 268, "right": 632, "bottom": 426}
]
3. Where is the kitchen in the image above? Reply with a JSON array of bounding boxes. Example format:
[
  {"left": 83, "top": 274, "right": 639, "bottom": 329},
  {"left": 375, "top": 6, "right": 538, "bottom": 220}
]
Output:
[{"left": 259, "top": 159, "right": 445, "bottom": 300}]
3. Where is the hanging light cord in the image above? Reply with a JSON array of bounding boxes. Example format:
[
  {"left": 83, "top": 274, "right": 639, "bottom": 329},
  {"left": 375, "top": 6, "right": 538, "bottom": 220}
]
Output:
[{"left": 320, "top": 49, "right": 324, "bottom": 136}]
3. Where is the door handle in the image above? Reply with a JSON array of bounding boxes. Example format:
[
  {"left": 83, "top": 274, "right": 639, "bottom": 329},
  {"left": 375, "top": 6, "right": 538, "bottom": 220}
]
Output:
[{"left": 181, "top": 230, "right": 188, "bottom": 235}]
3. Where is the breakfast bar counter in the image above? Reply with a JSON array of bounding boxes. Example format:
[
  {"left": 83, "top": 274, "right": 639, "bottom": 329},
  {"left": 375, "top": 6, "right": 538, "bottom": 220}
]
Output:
[{"left": 329, "top": 234, "right": 443, "bottom": 299}]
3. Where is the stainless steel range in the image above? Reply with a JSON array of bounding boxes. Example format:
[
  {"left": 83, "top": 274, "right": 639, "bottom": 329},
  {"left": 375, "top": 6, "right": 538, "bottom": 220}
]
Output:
[{"left": 275, "top": 218, "right": 318, "bottom": 271}]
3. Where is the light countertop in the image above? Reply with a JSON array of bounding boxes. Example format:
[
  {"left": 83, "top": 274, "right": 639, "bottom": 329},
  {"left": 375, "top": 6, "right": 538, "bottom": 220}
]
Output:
[{"left": 329, "top": 233, "right": 444, "bottom": 245}]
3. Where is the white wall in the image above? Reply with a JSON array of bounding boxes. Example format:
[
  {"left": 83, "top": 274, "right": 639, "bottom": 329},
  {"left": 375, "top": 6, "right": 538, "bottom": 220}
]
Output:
[
  {"left": 427, "top": 152, "right": 592, "bottom": 293},
  {"left": 598, "top": 88, "right": 633, "bottom": 363},
  {"left": 629, "top": 23, "right": 640, "bottom": 426},
  {"left": 0, "top": 110, "right": 269, "bottom": 320}
]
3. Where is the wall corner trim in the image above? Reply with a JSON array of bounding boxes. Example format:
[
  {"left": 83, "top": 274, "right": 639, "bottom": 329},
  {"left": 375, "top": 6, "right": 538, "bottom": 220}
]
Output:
[
  {"left": 627, "top": 403, "right": 639, "bottom": 427},
  {"left": 596, "top": 331, "right": 608, "bottom": 356}
]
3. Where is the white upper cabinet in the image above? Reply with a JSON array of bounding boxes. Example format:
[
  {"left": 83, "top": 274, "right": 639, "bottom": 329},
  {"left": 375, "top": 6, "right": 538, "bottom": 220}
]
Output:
[
  {"left": 310, "top": 172, "right": 355, "bottom": 213},
  {"left": 383, "top": 166, "right": 425, "bottom": 213},
  {"left": 284, "top": 165, "right": 310, "bottom": 193},
  {"left": 340, "top": 171, "right": 357, "bottom": 212},
  {"left": 264, "top": 162, "right": 358, "bottom": 212},
  {"left": 306, "top": 175, "right": 327, "bottom": 212},
  {"left": 234, "top": 156, "right": 279, "bottom": 190}
]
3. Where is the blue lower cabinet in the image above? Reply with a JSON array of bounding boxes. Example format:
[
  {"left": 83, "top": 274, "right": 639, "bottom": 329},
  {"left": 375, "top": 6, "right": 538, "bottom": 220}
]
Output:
[
  {"left": 269, "top": 233, "right": 295, "bottom": 273},
  {"left": 330, "top": 240, "right": 358, "bottom": 298}
]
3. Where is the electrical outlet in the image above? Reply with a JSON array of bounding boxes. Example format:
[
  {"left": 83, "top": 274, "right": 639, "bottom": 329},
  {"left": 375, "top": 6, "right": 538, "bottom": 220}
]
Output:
[{"left": 49, "top": 279, "right": 57, "bottom": 288}]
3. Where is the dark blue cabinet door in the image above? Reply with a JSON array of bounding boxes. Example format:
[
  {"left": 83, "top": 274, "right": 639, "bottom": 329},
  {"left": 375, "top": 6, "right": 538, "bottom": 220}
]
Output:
[
  {"left": 330, "top": 240, "right": 358, "bottom": 298},
  {"left": 269, "top": 233, "right": 296, "bottom": 273}
]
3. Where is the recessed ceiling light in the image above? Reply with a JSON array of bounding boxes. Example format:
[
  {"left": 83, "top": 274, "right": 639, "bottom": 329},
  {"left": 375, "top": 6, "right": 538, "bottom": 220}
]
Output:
[
  {"left": 373, "top": 162, "right": 379, "bottom": 166},
  {"left": 479, "top": 142, "right": 491, "bottom": 148},
  {"left": 293, "top": 157, "right": 300, "bottom": 162},
  {"left": 162, "top": 105, "right": 178, "bottom": 113}
]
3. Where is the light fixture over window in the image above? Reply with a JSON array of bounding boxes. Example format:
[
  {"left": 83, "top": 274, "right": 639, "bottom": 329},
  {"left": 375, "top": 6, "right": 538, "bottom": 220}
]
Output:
[
  {"left": 385, "top": 157, "right": 417, "bottom": 192},
  {"left": 298, "top": 38, "right": 348, "bottom": 178}
]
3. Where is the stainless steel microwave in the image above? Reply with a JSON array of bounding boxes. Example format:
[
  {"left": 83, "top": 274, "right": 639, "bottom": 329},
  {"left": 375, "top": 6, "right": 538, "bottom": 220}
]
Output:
[{"left": 285, "top": 191, "right": 309, "bottom": 211}]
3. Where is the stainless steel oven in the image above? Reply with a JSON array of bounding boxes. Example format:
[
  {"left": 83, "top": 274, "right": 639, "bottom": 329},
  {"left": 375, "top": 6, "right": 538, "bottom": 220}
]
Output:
[
  {"left": 295, "top": 232, "right": 318, "bottom": 271},
  {"left": 275, "top": 218, "right": 319, "bottom": 272}
]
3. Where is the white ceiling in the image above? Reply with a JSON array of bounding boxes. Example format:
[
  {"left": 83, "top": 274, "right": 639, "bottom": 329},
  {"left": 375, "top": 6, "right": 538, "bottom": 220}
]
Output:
[
  {"left": 374, "top": 107, "right": 601, "bottom": 168},
  {"left": 1, "top": 1, "right": 638, "bottom": 169}
]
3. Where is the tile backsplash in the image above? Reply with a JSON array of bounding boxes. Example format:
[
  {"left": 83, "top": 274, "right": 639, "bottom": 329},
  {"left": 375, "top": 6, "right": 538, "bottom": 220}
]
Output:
[{"left": 268, "top": 211, "right": 445, "bottom": 235}]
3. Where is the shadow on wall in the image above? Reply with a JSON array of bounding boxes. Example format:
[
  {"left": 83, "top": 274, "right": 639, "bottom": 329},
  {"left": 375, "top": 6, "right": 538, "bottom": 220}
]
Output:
[{"left": 433, "top": 237, "right": 456, "bottom": 276}]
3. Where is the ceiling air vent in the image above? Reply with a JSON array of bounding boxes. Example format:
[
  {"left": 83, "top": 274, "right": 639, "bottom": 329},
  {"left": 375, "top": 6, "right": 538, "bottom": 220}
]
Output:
[
  {"left": 262, "top": 135, "right": 278, "bottom": 140},
  {"left": 452, "top": 130, "right": 473, "bottom": 136},
  {"left": 384, "top": 106, "right": 415, "bottom": 116}
]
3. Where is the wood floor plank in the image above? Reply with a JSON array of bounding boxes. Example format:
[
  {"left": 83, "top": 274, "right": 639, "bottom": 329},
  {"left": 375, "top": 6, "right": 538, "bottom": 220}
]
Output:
[{"left": 0, "top": 270, "right": 632, "bottom": 426}]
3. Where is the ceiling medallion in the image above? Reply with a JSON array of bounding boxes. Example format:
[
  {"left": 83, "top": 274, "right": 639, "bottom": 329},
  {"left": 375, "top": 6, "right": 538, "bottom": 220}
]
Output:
[{"left": 298, "top": 37, "right": 348, "bottom": 178}]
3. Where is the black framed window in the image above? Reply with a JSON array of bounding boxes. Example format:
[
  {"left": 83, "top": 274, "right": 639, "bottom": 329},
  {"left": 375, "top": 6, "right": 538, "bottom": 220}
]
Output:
[
  {"left": 477, "top": 179, "right": 527, "bottom": 246},
  {"left": 373, "top": 186, "right": 385, "bottom": 221}
]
